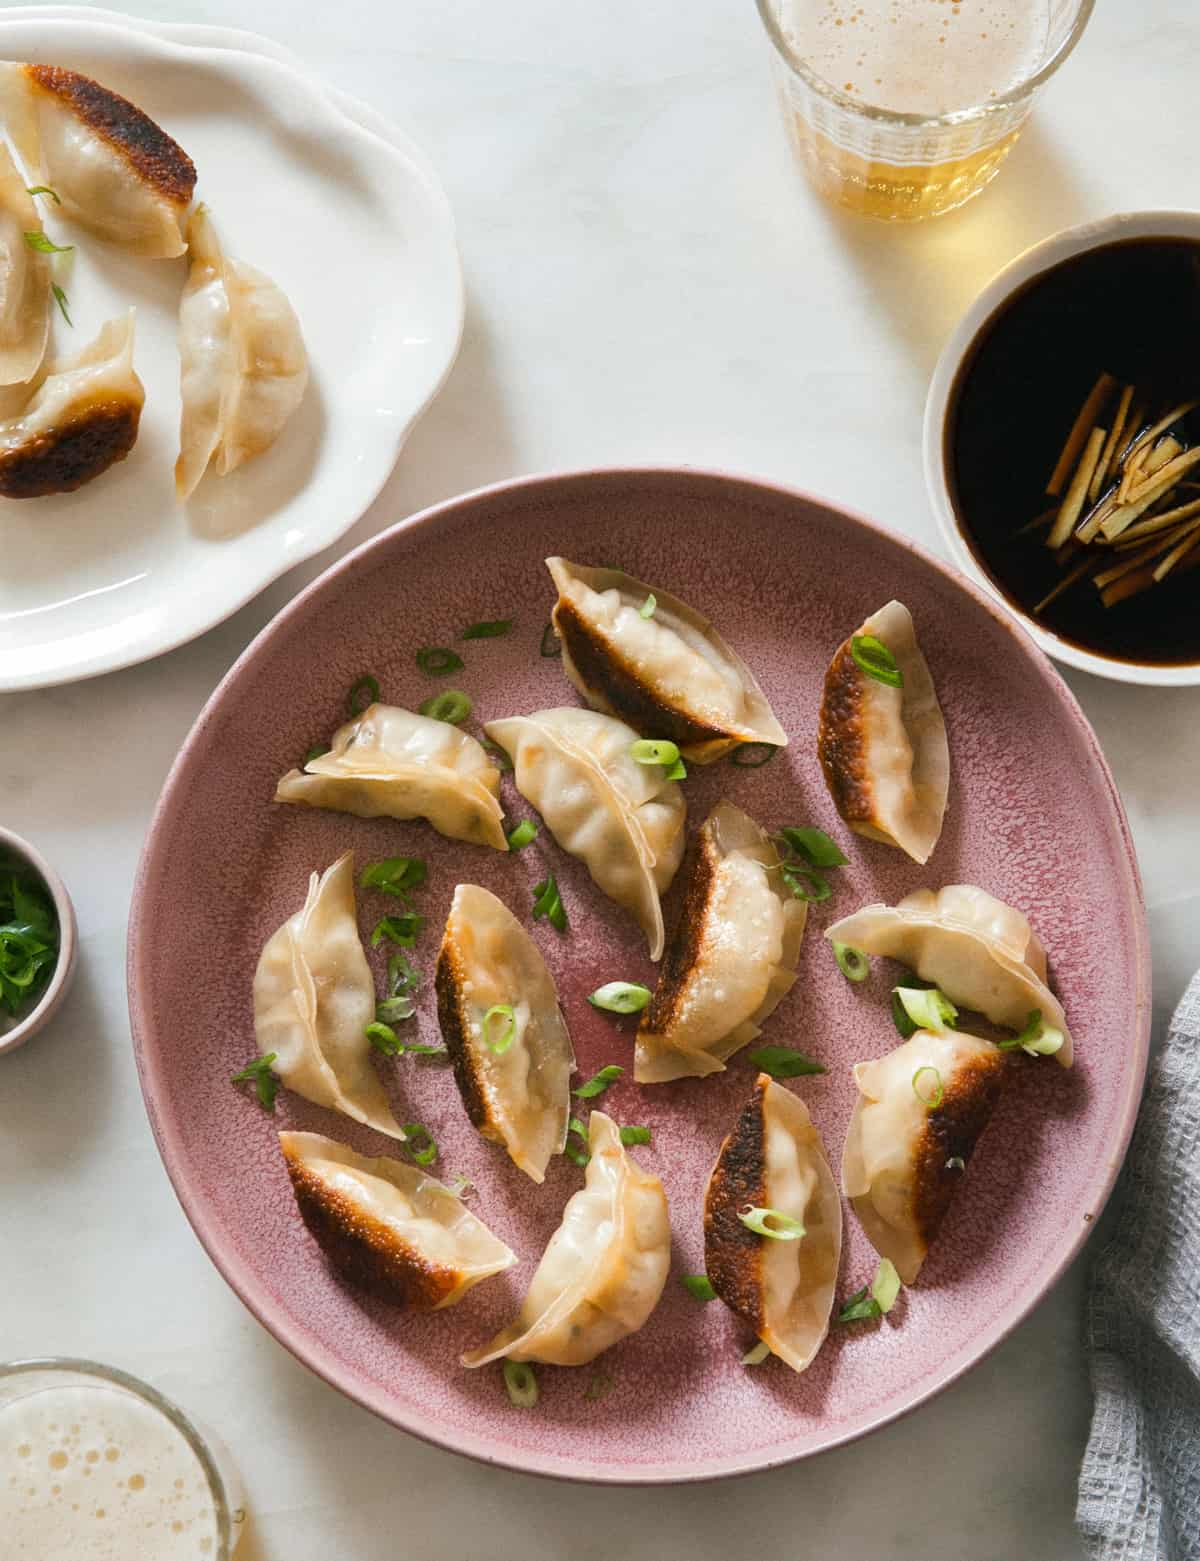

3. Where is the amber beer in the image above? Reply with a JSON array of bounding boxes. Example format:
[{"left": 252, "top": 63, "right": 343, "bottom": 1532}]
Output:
[{"left": 757, "top": 0, "right": 1092, "bottom": 221}]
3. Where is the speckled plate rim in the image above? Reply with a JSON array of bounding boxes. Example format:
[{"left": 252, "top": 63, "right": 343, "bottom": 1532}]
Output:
[{"left": 127, "top": 467, "right": 1151, "bottom": 1484}]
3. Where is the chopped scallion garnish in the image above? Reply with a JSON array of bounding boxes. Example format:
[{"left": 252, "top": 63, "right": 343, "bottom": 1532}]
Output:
[
  {"left": 629, "top": 738, "right": 681, "bottom": 768},
  {"left": 742, "top": 1341, "right": 771, "bottom": 1365},
  {"left": 738, "top": 1205, "right": 806, "bottom": 1241},
  {"left": 347, "top": 673, "right": 381, "bottom": 715},
  {"left": 506, "top": 820, "right": 538, "bottom": 851},
  {"left": 402, "top": 1122, "right": 438, "bottom": 1166},
  {"left": 482, "top": 1003, "right": 517, "bottom": 1056},
  {"left": 532, "top": 874, "right": 567, "bottom": 933},
  {"left": 444, "top": 1171, "right": 474, "bottom": 1199},
  {"left": 480, "top": 736, "right": 513, "bottom": 773},
  {"left": 23, "top": 230, "right": 72, "bottom": 254},
  {"left": 0, "top": 859, "right": 59, "bottom": 1018},
  {"left": 540, "top": 624, "right": 561, "bottom": 658},
  {"left": 365, "top": 1020, "right": 402, "bottom": 1055},
  {"left": 729, "top": 743, "right": 778, "bottom": 768},
  {"left": 26, "top": 185, "right": 61, "bottom": 204},
  {"left": 619, "top": 1124, "right": 651, "bottom": 1146},
  {"left": 418, "top": 689, "right": 472, "bottom": 725},
  {"left": 998, "top": 1008, "right": 1065, "bottom": 1057},
  {"left": 682, "top": 1275, "right": 717, "bottom": 1302},
  {"left": 461, "top": 619, "right": 513, "bottom": 640},
  {"left": 746, "top": 1045, "right": 826, "bottom": 1079},
  {"left": 774, "top": 827, "right": 849, "bottom": 868},
  {"left": 850, "top": 634, "right": 903, "bottom": 688},
  {"left": 945, "top": 1155, "right": 966, "bottom": 1172},
  {"left": 837, "top": 1259, "right": 902, "bottom": 1323},
  {"left": 782, "top": 864, "right": 831, "bottom": 903},
  {"left": 892, "top": 989, "right": 918, "bottom": 1038},
  {"left": 371, "top": 912, "right": 424, "bottom": 948},
  {"left": 51, "top": 282, "right": 71, "bottom": 325},
  {"left": 574, "top": 1064, "right": 623, "bottom": 1099},
  {"left": 665, "top": 758, "right": 687, "bottom": 780},
  {"left": 360, "top": 857, "right": 427, "bottom": 899},
  {"left": 564, "top": 1121, "right": 591, "bottom": 1168},
  {"left": 894, "top": 986, "right": 957, "bottom": 1034},
  {"left": 832, "top": 942, "right": 869, "bottom": 982},
  {"left": 639, "top": 593, "right": 657, "bottom": 619},
  {"left": 303, "top": 743, "right": 329, "bottom": 766},
  {"left": 387, "top": 951, "right": 421, "bottom": 997},
  {"left": 587, "top": 981, "right": 651, "bottom": 1015},
  {"left": 415, "top": 646, "right": 464, "bottom": 677},
  {"left": 911, "top": 1065, "right": 945, "bottom": 1110},
  {"left": 502, "top": 1359, "right": 538, "bottom": 1408},
  {"left": 231, "top": 1053, "right": 279, "bottom": 1111}
]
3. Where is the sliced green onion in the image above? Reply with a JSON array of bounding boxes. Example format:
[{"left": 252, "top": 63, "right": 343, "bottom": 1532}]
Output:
[
  {"left": 738, "top": 1205, "right": 806, "bottom": 1241},
  {"left": 832, "top": 942, "right": 869, "bottom": 982},
  {"left": 568, "top": 1115, "right": 588, "bottom": 1137},
  {"left": 682, "top": 1275, "right": 717, "bottom": 1302},
  {"left": 639, "top": 593, "right": 657, "bottom": 619},
  {"left": 360, "top": 857, "right": 427, "bottom": 898},
  {"left": 444, "top": 1171, "right": 474, "bottom": 1199},
  {"left": 782, "top": 864, "right": 831, "bottom": 903},
  {"left": 303, "top": 743, "right": 330, "bottom": 766},
  {"left": 911, "top": 1065, "right": 945, "bottom": 1110},
  {"left": 619, "top": 1125, "right": 651, "bottom": 1146},
  {"left": 418, "top": 689, "right": 472, "bottom": 725},
  {"left": 945, "top": 1155, "right": 966, "bottom": 1172},
  {"left": 480, "top": 736, "right": 513, "bottom": 773},
  {"left": 371, "top": 913, "right": 424, "bottom": 949},
  {"left": 387, "top": 951, "right": 421, "bottom": 996},
  {"left": 0, "top": 860, "right": 58, "bottom": 1018},
  {"left": 231, "top": 1054, "right": 279, "bottom": 1111},
  {"left": 540, "top": 624, "right": 561, "bottom": 658},
  {"left": 664, "top": 758, "right": 687, "bottom": 780},
  {"left": 402, "top": 1122, "right": 438, "bottom": 1166},
  {"left": 998, "top": 1008, "right": 1065, "bottom": 1057},
  {"left": 564, "top": 1138, "right": 591, "bottom": 1168},
  {"left": 775, "top": 827, "right": 849, "bottom": 868},
  {"left": 837, "top": 1285, "right": 880, "bottom": 1324},
  {"left": 574, "top": 1064, "right": 623, "bottom": 1099},
  {"left": 461, "top": 619, "right": 513, "bottom": 640},
  {"left": 400, "top": 1042, "right": 445, "bottom": 1058},
  {"left": 348, "top": 673, "right": 381, "bottom": 714},
  {"left": 482, "top": 1003, "right": 517, "bottom": 1056},
  {"left": 365, "top": 1021, "right": 402, "bottom": 1055},
  {"left": 584, "top": 1372, "right": 615, "bottom": 1401},
  {"left": 892, "top": 989, "right": 918, "bottom": 1038},
  {"left": 742, "top": 1341, "right": 771, "bottom": 1366},
  {"left": 51, "top": 282, "right": 71, "bottom": 325},
  {"left": 23, "top": 230, "right": 72, "bottom": 254},
  {"left": 506, "top": 820, "right": 538, "bottom": 851},
  {"left": 730, "top": 743, "right": 779, "bottom": 768},
  {"left": 851, "top": 634, "right": 903, "bottom": 688},
  {"left": 375, "top": 994, "right": 416, "bottom": 1024},
  {"left": 26, "top": 185, "right": 60, "bottom": 203},
  {"left": 629, "top": 739, "right": 681, "bottom": 768},
  {"left": 502, "top": 1360, "right": 538, "bottom": 1408},
  {"left": 747, "top": 1045, "right": 826, "bottom": 1079},
  {"left": 532, "top": 874, "right": 567, "bottom": 933},
  {"left": 587, "top": 981, "right": 651, "bottom": 1015},
  {"left": 894, "top": 986, "right": 958, "bottom": 1034},
  {"left": 871, "top": 1258, "right": 902, "bottom": 1314},
  {"left": 415, "top": 646, "right": 464, "bottom": 677}
]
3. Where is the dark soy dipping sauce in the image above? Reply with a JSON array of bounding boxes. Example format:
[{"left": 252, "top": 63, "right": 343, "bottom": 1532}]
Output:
[{"left": 946, "top": 238, "right": 1200, "bottom": 667}]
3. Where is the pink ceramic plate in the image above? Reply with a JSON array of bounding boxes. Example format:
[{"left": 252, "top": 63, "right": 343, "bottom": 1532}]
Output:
[{"left": 128, "top": 469, "right": 1150, "bottom": 1483}]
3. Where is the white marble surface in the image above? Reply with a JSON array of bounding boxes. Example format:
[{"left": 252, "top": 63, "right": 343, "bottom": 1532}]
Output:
[{"left": 2, "top": 1, "right": 1197, "bottom": 1556}]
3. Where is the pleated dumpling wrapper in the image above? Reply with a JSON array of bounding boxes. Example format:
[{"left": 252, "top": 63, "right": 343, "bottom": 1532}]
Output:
[
  {"left": 546, "top": 557, "right": 787, "bottom": 764},
  {"left": 0, "top": 62, "right": 195, "bottom": 258},
  {"left": 176, "top": 205, "right": 308, "bottom": 498},
  {"left": 826, "top": 883, "right": 1073, "bottom": 1068},
  {"left": 436, "top": 883, "right": 576, "bottom": 1183},
  {"left": 704, "top": 1075, "right": 842, "bottom": 1374},
  {"left": 462, "top": 1113, "right": 670, "bottom": 1367},
  {"left": 280, "top": 1132, "right": 516, "bottom": 1309},
  {"left": 818, "top": 600, "right": 949, "bottom": 865},
  {"left": 484, "top": 707, "right": 686, "bottom": 959},
  {"left": 253, "top": 853, "right": 405, "bottom": 1139},
  {"left": 635, "top": 801, "right": 807, "bottom": 1083},
  {"left": 276, "top": 703, "right": 507, "bottom": 850},
  {"left": 0, "top": 142, "right": 49, "bottom": 387},
  {"left": 842, "top": 1029, "right": 1009, "bottom": 1284},
  {"left": 0, "top": 312, "right": 144, "bottom": 499}
]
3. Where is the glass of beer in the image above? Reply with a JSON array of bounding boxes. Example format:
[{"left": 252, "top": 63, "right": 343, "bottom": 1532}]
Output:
[{"left": 756, "top": 0, "right": 1094, "bottom": 221}]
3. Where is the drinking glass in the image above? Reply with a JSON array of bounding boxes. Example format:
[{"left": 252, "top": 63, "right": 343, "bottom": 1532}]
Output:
[{"left": 756, "top": 0, "right": 1094, "bottom": 221}]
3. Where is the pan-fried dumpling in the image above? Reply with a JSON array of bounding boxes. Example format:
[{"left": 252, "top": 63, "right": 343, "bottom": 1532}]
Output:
[
  {"left": 0, "top": 143, "right": 49, "bottom": 387},
  {"left": 704, "top": 1075, "right": 841, "bottom": 1374},
  {"left": 546, "top": 557, "right": 787, "bottom": 763},
  {"left": 279, "top": 1132, "right": 516, "bottom": 1308},
  {"left": 462, "top": 1112, "right": 669, "bottom": 1367},
  {"left": 818, "top": 600, "right": 949, "bottom": 865},
  {"left": 843, "top": 1029, "right": 1008, "bottom": 1283},
  {"left": 635, "top": 802, "right": 807, "bottom": 1083},
  {"left": 436, "top": 883, "right": 575, "bottom": 1183},
  {"left": 275, "top": 704, "right": 507, "bottom": 851},
  {"left": 253, "top": 853, "right": 405, "bottom": 1139},
  {"left": 484, "top": 707, "right": 686, "bottom": 959},
  {"left": 0, "top": 63, "right": 195, "bottom": 258},
  {"left": 175, "top": 205, "right": 308, "bottom": 498},
  {"left": 826, "top": 883, "right": 1073, "bottom": 1067},
  {"left": 0, "top": 311, "right": 143, "bottom": 498}
]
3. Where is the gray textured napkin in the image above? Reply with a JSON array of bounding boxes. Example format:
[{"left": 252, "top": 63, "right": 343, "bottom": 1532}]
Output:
[{"left": 1078, "top": 969, "right": 1200, "bottom": 1560}]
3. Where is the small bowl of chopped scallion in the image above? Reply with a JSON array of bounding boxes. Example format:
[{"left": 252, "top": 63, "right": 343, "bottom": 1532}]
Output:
[{"left": 0, "top": 827, "right": 77, "bottom": 1055}]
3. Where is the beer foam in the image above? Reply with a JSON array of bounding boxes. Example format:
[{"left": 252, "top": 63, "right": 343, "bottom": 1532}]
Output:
[
  {"left": 781, "top": 0, "right": 1051, "bottom": 116},
  {"left": 1, "top": 1382, "right": 220, "bottom": 1558}
]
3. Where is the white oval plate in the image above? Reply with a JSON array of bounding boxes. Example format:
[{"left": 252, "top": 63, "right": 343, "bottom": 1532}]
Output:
[{"left": 0, "top": 10, "right": 464, "bottom": 692}]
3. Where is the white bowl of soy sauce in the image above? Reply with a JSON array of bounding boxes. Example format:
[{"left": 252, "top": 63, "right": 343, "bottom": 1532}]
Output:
[
  {"left": 0, "top": 826, "right": 77, "bottom": 1055},
  {"left": 925, "top": 210, "right": 1200, "bottom": 686}
]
